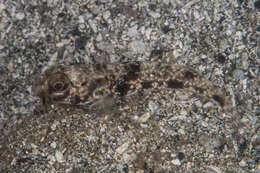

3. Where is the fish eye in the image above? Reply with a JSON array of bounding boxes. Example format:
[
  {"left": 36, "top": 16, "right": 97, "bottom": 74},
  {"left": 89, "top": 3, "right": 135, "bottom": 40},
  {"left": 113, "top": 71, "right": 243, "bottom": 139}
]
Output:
[{"left": 48, "top": 73, "right": 70, "bottom": 93}]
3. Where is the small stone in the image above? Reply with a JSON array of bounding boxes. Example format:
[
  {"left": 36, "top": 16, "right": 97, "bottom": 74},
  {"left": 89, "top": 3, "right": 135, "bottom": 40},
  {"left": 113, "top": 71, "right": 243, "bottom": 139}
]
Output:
[
  {"left": 193, "top": 10, "right": 201, "bottom": 19},
  {"left": 177, "top": 92, "right": 190, "bottom": 101},
  {"left": 162, "top": 25, "right": 171, "bottom": 34},
  {"left": 215, "top": 53, "right": 226, "bottom": 64},
  {"left": 103, "top": 11, "right": 111, "bottom": 21},
  {"left": 127, "top": 25, "right": 139, "bottom": 37},
  {"left": 16, "top": 12, "right": 25, "bottom": 20},
  {"left": 235, "top": 31, "right": 243, "bottom": 40},
  {"left": 55, "top": 151, "right": 64, "bottom": 163},
  {"left": 145, "top": 28, "right": 151, "bottom": 40},
  {"left": 148, "top": 11, "right": 161, "bottom": 18},
  {"left": 0, "top": 44, "right": 4, "bottom": 50},
  {"left": 47, "top": 155, "right": 56, "bottom": 165},
  {"left": 75, "top": 36, "right": 88, "bottom": 50},
  {"left": 128, "top": 40, "right": 146, "bottom": 54},
  {"left": 7, "top": 62, "right": 14, "bottom": 72},
  {"left": 199, "top": 134, "right": 223, "bottom": 151},
  {"left": 208, "top": 166, "right": 222, "bottom": 173},
  {"left": 255, "top": 0, "right": 260, "bottom": 9},
  {"left": 233, "top": 69, "right": 244, "bottom": 81},
  {"left": 203, "top": 102, "right": 214, "bottom": 108},
  {"left": 239, "top": 160, "right": 247, "bottom": 167},
  {"left": 178, "top": 128, "right": 185, "bottom": 135},
  {"left": 0, "top": 3, "right": 6, "bottom": 11},
  {"left": 40, "top": 128, "right": 47, "bottom": 135},
  {"left": 78, "top": 15, "right": 85, "bottom": 23},
  {"left": 56, "top": 40, "right": 67, "bottom": 47},
  {"left": 96, "top": 33, "right": 103, "bottom": 42},
  {"left": 177, "top": 152, "right": 185, "bottom": 160},
  {"left": 119, "top": 5, "right": 138, "bottom": 18},
  {"left": 116, "top": 142, "right": 130, "bottom": 154},
  {"left": 201, "top": 121, "right": 208, "bottom": 127},
  {"left": 138, "top": 112, "right": 151, "bottom": 123},
  {"left": 88, "top": 19, "right": 97, "bottom": 33},
  {"left": 140, "top": 123, "right": 148, "bottom": 128},
  {"left": 171, "top": 158, "right": 181, "bottom": 166},
  {"left": 50, "top": 142, "right": 57, "bottom": 149},
  {"left": 220, "top": 38, "right": 230, "bottom": 50},
  {"left": 240, "top": 52, "right": 249, "bottom": 70},
  {"left": 163, "top": 0, "right": 170, "bottom": 5},
  {"left": 96, "top": 42, "right": 115, "bottom": 53},
  {"left": 148, "top": 101, "right": 159, "bottom": 113},
  {"left": 151, "top": 49, "right": 163, "bottom": 60},
  {"left": 26, "top": 86, "right": 32, "bottom": 94},
  {"left": 31, "top": 143, "right": 38, "bottom": 149},
  {"left": 256, "top": 25, "right": 260, "bottom": 32},
  {"left": 57, "top": 12, "right": 66, "bottom": 18},
  {"left": 51, "top": 122, "right": 58, "bottom": 131}
]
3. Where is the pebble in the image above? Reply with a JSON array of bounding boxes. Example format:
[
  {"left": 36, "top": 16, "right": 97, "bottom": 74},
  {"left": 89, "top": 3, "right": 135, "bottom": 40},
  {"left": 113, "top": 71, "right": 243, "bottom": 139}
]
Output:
[
  {"left": 128, "top": 40, "right": 146, "bottom": 54},
  {"left": 203, "top": 102, "right": 214, "bottom": 108},
  {"left": 96, "top": 33, "right": 103, "bottom": 42},
  {"left": 55, "top": 151, "right": 64, "bottom": 163},
  {"left": 7, "top": 62, "right": 14, "bottom": 72},
  {"left": 199, "top": 134, "right": 223, "bottom": 151},
  {"left": 208, "top": 166, "right": 222, "bottom": 173},
  {"left": 193, "top": 10, "right": 201, "bottom": 19},
  {"left": 50, "top": 142, "right": 57, "bottom": 149},
  {"left": 233, "top": 69, "right": 244, "bottom": 81},
  {"left": 78, "top": 15, "right": 85, "bottom": 23},
  {"left": 216, "top": 53, "right": 226, "bottom": 64},
  {"left": 201, "top": 121, "right": 208, "bottom": 128},
  {"left": 96, "top": 42, "right": 115, "bottom": 53},
  {"left": 47, "top": 155, "right": 56, "bottom": 165},
  {"left": 145, "top": 28, "right": 152, "bottom": 40},
  {"left": 0, "top": 44, "right": 4, "bottom": 50},
  {"left": 171, "top": 158, "right": 181, "bottom": 166},
  {"left": 239, "top": 160, "right": 247, "bottom": 167},
  {"left": 127, "top": 25, "right": 139, "bottom": 37},
  {"left": 220, "top": 38, "right": 230, "bottom": 50},
  {"left": 51, "top": 122, "right": 58, "bottom": 131},
  {"left": 178, "top": 128, "right": 185, "bottom": 135},
  {"left": 88, "top": 19, "right": 97, "bottom": 33},
  {"left": 103, "top": 10, "right": 111, "bottom": 21},
  {"left": 75, "top": 36, "right": 88, "bottom": 50},
  {"left": 255, "top": 0, "right": 260, "bottom": 9},
  {"left": 15, "top": 12, "right": 25, "bottom": 20},
  {"left": 148, "top": 11, "right": 161, "bottom": 18},
  {"left": 116, "top": 142, "right": 130, "bottom": 154},
  {"left": 138, "top": 112, "right": 151, "bottom": 123},
  {"left": 148, "top": 101, "right": 159, "bottom": 113},
  {"left": 0, "top": 3, "right": 6, "bottom": 11},
  {"left": 235, "top": 31, "right": 243, "bottom": 40},
  {"left": 163, "top": 0, "right": 170, "bottom": 5},
  {"left": 140, "top": 123, "right": 148, "bottom": 128}
]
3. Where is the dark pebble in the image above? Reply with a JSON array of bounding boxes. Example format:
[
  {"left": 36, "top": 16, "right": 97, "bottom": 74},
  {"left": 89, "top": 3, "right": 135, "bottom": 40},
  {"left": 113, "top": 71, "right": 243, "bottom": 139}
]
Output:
[
  {"left": 215, "top": 53, "right": 226, "bottom": 64},
  {"left": 256, "top": 25, "right": 260, "bottom": 32},
  {"left": 75, "top": 36, "right": 88, "bottom": 50},
  {"left": 255, "top": 0, "right": 260, "bottom": 9},
  {"left": 162, "top": 25, "right": 171, "bottom": 34},
  {"left": 177, "top": 152, "right": 185, "bottom": 160}
]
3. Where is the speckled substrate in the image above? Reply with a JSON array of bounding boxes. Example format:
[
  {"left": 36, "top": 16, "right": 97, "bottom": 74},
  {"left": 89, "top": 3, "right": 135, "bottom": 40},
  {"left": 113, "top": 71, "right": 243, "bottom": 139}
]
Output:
[{"left": 0, "top": 0, "right": 259, "bottom": 172}]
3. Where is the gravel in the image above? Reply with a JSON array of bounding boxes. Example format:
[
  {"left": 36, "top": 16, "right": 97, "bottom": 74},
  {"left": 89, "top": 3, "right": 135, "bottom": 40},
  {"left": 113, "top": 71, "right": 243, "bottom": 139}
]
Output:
[{"left": 0, "top": 0, "right": 259, "bottom": 172}]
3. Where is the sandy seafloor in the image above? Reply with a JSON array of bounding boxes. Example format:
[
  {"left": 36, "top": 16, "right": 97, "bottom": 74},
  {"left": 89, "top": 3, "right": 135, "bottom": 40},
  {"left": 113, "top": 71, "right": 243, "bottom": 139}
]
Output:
[{"left": 0, "top": 0, "right": 259, "bottom": 172}]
